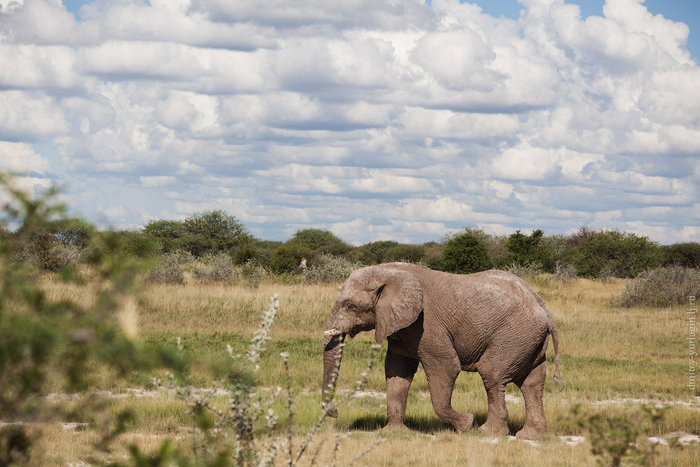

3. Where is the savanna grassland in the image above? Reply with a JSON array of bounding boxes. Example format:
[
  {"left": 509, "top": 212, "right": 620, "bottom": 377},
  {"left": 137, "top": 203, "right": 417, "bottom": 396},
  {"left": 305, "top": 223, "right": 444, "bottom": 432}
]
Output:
[{"left": 38, "top": 273, "right": 699, "bottom": 467}]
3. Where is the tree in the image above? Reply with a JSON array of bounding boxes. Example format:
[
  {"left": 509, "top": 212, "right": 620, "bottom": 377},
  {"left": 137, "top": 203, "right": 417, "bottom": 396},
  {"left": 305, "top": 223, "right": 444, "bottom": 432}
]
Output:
[
  {"left": 662, "top": 242, "right": 700, "bottom": 268},
  {"left": 505, "top": 229, "right": 553, "bottom": 270},
  {"left": 269, "top": 245, "right": 311, "bottom": 274},
  {"left": 570, "top": 230, "right": 662, "bottom": 278},
  {"left": 143, "top": 211, "right": 252, "bottom": 257},
  {"left": 287, "top": 229, "right": 351, "bottom": 256},
  {"left": 46, "top": 218, "right": 95, "bottom": 248},
  {"left": 144, "top": 219, "right": 184, "bottom": 239},
  {"left": 441, "top": 232, "right": 492, "bottom": 274},
  {"left": 183, "top": 210, "right": 249, "bottom": 243}
]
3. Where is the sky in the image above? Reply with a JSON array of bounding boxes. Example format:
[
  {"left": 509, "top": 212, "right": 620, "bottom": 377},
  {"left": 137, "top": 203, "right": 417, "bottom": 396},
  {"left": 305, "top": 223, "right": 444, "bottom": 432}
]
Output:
[{"left": 0, "top": 0, "right": 699, "bottom": 245}]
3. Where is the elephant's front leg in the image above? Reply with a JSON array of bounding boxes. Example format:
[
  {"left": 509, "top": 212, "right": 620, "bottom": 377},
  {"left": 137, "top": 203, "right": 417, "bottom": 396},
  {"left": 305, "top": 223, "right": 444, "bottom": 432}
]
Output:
[
  {"left": 422, "top": 354, "right": 474, "bottom": 432},
  {"left": 384, "top": 348, "right": 419, "bottom": 430}
]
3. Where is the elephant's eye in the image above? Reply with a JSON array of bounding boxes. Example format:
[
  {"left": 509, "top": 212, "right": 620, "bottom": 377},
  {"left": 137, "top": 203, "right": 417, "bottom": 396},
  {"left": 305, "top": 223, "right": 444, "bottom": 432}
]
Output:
[{"left": 346, "top": 302, "right": 358, "bottom": 311}]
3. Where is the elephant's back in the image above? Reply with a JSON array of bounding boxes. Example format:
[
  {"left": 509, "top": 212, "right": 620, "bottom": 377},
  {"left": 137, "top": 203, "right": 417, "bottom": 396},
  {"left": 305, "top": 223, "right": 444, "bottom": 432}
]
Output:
[{"left": 447, "top": 269, "right": 552, "bottom": 342}]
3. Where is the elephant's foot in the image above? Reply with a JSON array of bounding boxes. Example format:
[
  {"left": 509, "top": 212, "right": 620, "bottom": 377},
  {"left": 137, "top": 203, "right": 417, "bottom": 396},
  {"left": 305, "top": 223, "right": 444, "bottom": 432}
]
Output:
[
  {"left": 479, "top": 419, "right": 509, "bottom": 437},
  {"left": 515, "top": 424, "right": 545, "bottom": 440},
  {"left": 452, "top": 412, "right": 474, "bottom": 433},
  {"left": 382, "top": 421, "right": 409, "bottom": 431}
]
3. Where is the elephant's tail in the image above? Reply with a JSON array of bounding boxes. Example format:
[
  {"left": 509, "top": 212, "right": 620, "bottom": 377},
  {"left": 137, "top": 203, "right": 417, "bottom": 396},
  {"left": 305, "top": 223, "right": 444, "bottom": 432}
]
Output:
[{"left": 549, "top": 324, "right": 563, "bottom": 385}]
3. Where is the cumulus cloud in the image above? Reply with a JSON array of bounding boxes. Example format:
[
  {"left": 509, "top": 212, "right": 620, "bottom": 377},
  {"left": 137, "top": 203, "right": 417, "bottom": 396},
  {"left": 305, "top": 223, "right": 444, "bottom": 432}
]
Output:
[
  {"left": 0, "top": 0, "right": 698, "bottom": 243},
  {"left": 0, "top": 141, "right": 50, "bottom": 173}
]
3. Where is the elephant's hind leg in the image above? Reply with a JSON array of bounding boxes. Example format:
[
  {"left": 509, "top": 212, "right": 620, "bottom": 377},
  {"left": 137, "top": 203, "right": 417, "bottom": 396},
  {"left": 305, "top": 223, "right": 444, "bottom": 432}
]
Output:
[
  {"left": 384, "top": 348, "right": 419, "bottom": 430},
  {"left": 515, "top": 359, "right": 547, "bottom": 440},
  {"left": 478, "top": 381, "right": 509, "bottom": 437},
  {"left": 423, "top": 354, "right": 474, "bottom": 432}
]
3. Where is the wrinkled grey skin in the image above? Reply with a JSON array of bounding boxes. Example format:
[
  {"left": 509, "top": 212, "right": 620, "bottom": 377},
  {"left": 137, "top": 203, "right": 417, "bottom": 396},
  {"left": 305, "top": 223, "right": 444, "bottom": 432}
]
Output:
[{"left": 322, "top": 262, "right": 561, "bottom": 440}]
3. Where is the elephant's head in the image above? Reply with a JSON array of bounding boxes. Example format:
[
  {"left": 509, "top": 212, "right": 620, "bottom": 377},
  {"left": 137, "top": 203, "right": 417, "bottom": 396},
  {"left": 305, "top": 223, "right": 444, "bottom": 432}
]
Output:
[{"left": 322, "top": 264, "right": 423, "bottom": 417}]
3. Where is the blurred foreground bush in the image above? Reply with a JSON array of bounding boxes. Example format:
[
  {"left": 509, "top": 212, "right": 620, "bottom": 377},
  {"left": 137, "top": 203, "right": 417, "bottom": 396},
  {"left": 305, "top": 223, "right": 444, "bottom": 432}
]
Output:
[{"left": 0, "top": 174, "right": 183, "bottom": 465}]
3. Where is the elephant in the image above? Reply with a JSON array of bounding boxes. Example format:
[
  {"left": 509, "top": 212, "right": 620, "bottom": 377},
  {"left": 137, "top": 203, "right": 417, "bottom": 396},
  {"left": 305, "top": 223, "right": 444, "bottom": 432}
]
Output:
[{"left": 321, "top": 262, "right": 561, "bottom": 440}]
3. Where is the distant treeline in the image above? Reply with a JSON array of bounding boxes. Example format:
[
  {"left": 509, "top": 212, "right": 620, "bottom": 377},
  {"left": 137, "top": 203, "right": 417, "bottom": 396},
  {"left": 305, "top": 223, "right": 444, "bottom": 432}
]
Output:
[{"left": 3, "top": 209, "right": 699, "bottom": 279}]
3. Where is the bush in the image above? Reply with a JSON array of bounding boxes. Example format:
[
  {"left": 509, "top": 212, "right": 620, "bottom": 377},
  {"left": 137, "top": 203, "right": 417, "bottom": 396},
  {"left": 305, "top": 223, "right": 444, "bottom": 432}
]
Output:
[
  {"left": 46, "top": 217, "right": 95, "bottom": 248},
  {"left": 570, "top": 230, "right": 662, "bottom": 278},
  {"left": 144, "top": 211, "right": 252, "bottom": 257},
  {"left": 552, "top": 261, "right": 578, "bottom": 283},
  {"left": 303, "top": 254, "right": 362, "bottom": 283},
  {"left": 148, "top": 251, "right": 194, "bottom": 284},
  {"left": 13, "top": 231, "right": 82, "bottom": 271},
  {"left": 383, "top": 243, "right": 426, "bottom": 263},
  {"left": 441, "top": 232, "right": 492, "bottom": 274},
  {"left": 241, "top": 259, "right": 267, "bottom": 288},
  {"left": 349, "top": 241, "right": 396, "bottom": 264},
  {"left": 566, "top": 225, "right": 597, "bottom": 248},
  {"left": 618, "top": 266, "right": 700, "bottom": 307},
  {"left": 193, "top": 253, "right": 235, "bottom": 282},
  {"left": 662, "top": 242, "right": 700, "bottom": 268},
  {"left": 287, "top": 229, "right": 352, "bottom": 256},
  {"left": 505, "top": 229, "right": 554, "bottom": 270},
  {"left": 505, "top": 262, "right": 543, "bottom": 279},
  {"left": 350, "top": 240, "right": 426, "bottom": 265},
  {"left": 269, "top": 245, "right": 311, "bottom": 274},
  {"left": 420, "top": 241, "right": 445, "bottom": 270},
  {"left": 0, "top": 174, "right": 183, "bottom": 465},
  {"left": 574, "top": 405, "right": 679, "bottom": 467},
  {"left": 111, "top": 230, "right": 160, "bottom": 258}
]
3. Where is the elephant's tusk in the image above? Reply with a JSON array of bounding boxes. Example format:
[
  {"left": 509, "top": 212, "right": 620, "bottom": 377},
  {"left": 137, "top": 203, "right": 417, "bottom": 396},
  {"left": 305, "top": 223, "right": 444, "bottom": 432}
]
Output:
[{"left": 323, "top": 328, "right": 342, "bottom": 337}]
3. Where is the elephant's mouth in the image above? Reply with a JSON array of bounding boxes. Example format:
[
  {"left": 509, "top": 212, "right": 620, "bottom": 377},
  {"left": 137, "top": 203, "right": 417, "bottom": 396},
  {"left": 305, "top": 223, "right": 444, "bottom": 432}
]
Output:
[{"left": 324, "top": 327, "right": 359, "bottom": 340}]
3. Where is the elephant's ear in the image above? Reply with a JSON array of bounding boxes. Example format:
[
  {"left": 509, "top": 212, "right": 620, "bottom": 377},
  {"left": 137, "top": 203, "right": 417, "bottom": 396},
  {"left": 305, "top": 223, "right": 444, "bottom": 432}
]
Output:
[{"left": 372, "top": 267, "right": 423, "bottom": 344}]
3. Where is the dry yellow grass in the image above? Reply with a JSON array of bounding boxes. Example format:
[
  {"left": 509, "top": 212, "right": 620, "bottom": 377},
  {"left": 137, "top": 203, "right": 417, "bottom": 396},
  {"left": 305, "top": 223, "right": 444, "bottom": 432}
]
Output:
[{"left": 36, "top": 273, "right": 700, "bottom": 466}]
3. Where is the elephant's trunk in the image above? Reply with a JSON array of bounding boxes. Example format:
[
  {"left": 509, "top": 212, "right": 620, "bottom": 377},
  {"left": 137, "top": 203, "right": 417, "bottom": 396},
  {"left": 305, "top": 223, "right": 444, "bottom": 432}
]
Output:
[{"left": 322, "top": 330, "right": 345, "bottom": 418}]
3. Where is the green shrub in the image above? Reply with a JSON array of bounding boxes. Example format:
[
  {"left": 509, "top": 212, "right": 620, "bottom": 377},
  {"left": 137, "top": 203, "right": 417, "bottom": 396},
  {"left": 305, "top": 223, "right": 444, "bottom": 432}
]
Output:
[
  {"left": 108, "top": 230, "right": 159, "bottom": 258},
  {"left": 456, "top": 228, "right": 509, "bottom": 269},
  {"left": 662, "top": 242, "right": 700, "bottom": 268},
  {"left": 144, "top": 211, "right": 252, "bottom": 257},
  {"left": 570, "top": 230, "right": 662, "bottom": 278},
  {"left": 143, "top": 219, "right": 185, "bottom": 253},
  {"left": 618, "top": 266, "right": 700, "bottom": 307},
  {"left": 287, "top": 229, "right": 352, "bottom": 256},
  {"left": 269, "top": 245, "right": 311, "bottom": 274},
  {"left": 349, "top": 240, "right": 398, "bottom": 264},
  {"left": 383, "top": 243, "right": 426, "bottom": 263},
  {"left": 420, "top": 241, "right": 445, "bottom": 270},
  {"left": 350, "top": 240, "right": 426, "bottom": 265},
  {"left": 505, "top": 229, "right": 554, "bottom": 270},
  {"left": 441, "top": 232, "right": 492, "bottom": 274},
  {"left": 303, "top": 254, "right": 362, "bottom": 283}
]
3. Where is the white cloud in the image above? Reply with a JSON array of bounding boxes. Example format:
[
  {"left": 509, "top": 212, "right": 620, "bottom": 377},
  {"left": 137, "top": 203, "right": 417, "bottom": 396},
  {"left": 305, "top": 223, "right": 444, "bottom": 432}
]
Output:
[
  {"left": 0, "top": 141, "right": 50, "bottom": 173},
  {"left": 349, "top": 170, "right": 433, "bottom": 194},
  {"left": 0, "top": 0, "right": 697, "bottom": 244},
  {"left": 0, "top": 44, "right": 79, "bottom": 90},
  {"left": 140, "top": 175, "right": 176, "bottom": 188},
  {"left": 0, "top": 91, "right": 68, "bottom": 140},
  {"left": 401, "top": 196, "right": 472, "bottom": 222}
]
